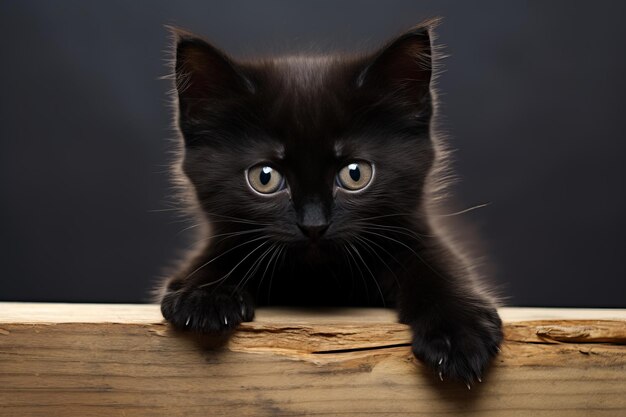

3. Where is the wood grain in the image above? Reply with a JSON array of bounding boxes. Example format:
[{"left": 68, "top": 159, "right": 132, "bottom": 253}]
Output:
[{"left": 0, "top": 303, "right": 625, "bottom": 416}]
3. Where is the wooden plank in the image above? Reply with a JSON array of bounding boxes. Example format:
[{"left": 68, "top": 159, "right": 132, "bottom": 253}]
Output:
[{"left": 0, "top": 303, "right": 625, "bottom": 416}]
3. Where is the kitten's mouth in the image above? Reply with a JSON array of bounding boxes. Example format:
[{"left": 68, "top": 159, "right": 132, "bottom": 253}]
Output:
[{"left": 297, "top": 239, "right": 331, "bottom": 259}]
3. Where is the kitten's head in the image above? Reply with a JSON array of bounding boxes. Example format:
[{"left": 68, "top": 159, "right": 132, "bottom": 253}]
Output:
[{"left": 171, "top": 21, "right": 439, "bottom": 254}]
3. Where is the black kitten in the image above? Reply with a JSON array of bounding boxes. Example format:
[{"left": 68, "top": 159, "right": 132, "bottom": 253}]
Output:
[{"left": 159, "top": 20, "right": 503, "bottom": 386}]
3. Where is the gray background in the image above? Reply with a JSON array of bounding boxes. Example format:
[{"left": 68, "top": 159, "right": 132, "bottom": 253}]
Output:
[{"left": 1, "top": 1, "right": 625, "bottom": 307}]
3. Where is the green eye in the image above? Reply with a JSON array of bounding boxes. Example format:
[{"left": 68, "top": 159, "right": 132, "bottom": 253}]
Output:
[
  {"left": 337, "top": 161, "right": 373, "bottom": 191},
  {"left": 247, "top": 165, "right": 284, "bottom": 194}
]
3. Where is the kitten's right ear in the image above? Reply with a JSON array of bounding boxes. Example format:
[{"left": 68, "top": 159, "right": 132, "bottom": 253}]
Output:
[
  {"left": 168, "top": 27, "right": 254, "bottom": 118},
  {"left": 356, "top": 19, "right": 439, "bottom": 109}
]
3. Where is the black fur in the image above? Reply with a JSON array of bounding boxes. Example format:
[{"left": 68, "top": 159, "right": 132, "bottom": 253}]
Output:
[{"left": 159, "top": 20, "right": 502, "bottom": 386}]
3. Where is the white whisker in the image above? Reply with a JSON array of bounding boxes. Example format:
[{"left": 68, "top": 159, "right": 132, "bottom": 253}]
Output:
[
  {"left": 256, "top": 244, "right": 282, "bottom": 294},
  {"left": 355, "top": 213, "right": 415, "bottom": 222},
  {"left": 436, "top": 203, "right": 490, "bottom": 217},
  {"left": 348, "top": 242, "right": 386, "bottom": 307},
  {"left": 232, "top": 243, "right": 277, "bottom": 294},
  {"left": 358, "top": 223, "right": 429, "bottom": 240},
  {"left": 266, "top": 245, "right": 286, "bottom": 304},
  {"left": 353, "top": 235, "right": 401, "bottom": 290},
  {"left": 186, "top": 235, "right": 268, "bottom": 281},
  {"left": 360, "top": 230, "right": 449, "bottom": 283},
  {"left": 190, "top": 228, "right": 266, "bottom": 248},
  {"left": 198, "top": 240, "right": 270, "bottom": 289},
  {"left": 343, "top": 243, "right": 370, "bottom": 303}
]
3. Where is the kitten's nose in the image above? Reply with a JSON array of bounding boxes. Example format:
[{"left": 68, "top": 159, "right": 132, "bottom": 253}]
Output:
[
  {"left": 297, "top": 202, "right": 329, "bottom": 240},
  {"left": 297, "top": 223, "right": 329, "bottom": 240}
]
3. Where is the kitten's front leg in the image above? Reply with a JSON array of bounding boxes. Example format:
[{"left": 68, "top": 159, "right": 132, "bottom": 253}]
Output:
[
  {"left": 160, "top": 258, "right": 255, "bottom": 333},
  {"left": 398, "top": 244, "right": 503, "bottom": 386}
]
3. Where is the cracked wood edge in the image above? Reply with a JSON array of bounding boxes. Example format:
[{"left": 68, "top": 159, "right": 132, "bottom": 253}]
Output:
[{"left": 1, "top": 303, "right": 625, "bottom": 355}]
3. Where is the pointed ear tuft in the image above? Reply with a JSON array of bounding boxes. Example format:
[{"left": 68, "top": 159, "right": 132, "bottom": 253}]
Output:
[
  {"left": 167, "top": 27, "right": 254, "bottom": 118},
  {"left": 357, "top": 19, "right": 439, "bottom": 107}
]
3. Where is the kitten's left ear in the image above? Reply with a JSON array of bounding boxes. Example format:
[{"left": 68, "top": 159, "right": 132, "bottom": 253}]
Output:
[
  {"left": 167, "top": 26, "right": 255, "bottom": 119},
  {"left": 357, "top": 19, "right": 438, "bottom": 107}
]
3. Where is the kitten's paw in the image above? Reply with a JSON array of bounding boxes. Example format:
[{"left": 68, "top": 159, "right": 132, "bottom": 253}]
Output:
[
  {"left": 411, "top": 306, "right": 502, "bottom": 387},
  {"left": 161, "top": 286, "right": 255, "bottom": 333}
]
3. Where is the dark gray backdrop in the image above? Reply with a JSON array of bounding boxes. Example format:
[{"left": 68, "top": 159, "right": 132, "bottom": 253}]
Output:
[{"left": 1, "top": 1, "right": 625, "bottom": 307}]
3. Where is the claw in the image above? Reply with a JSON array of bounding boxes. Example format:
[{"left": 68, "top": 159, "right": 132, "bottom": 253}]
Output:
[
  {"left": 496, "top": 345, "right": 501, "bottom": 353},
  {"left": 477, "top": 377, "right": 482, "bottom": 383},
  {"left": 185, "top": 316, "right": 191, "bottom": 326},
  {"left": 224, "top": 316, "right": 228, "bottom": 326},
  {"left": 438, "top": 358, "right": 443, "bottom": 365},
  {"left": 466, "top": 382, "right": 471, "bottom": 390},
  {"left": 241, "top": 305, "right": 246, "bottom": 318},
  {"left": 439, "top": 371, "right": 443, "bottom": 381}
]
